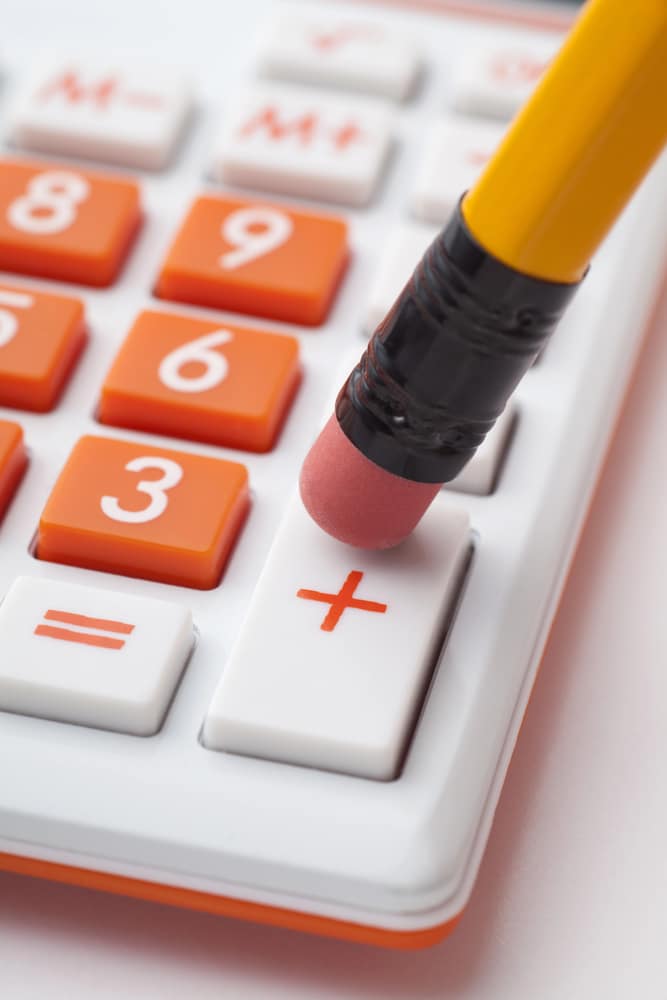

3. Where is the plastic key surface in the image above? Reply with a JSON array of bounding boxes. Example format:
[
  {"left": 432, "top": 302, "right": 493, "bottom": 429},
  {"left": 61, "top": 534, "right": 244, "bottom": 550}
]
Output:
[
  {"left": 258, "top": 14, "right": 421, "bottom": 100},
  {"left": 156, "top": 194, "right": 348, "bottom": 325},
  {"left": 9, "top": 61, "right": 192, "bottom": 169},
  {"left": 37, "top": 435, "right": 249, "bottom": 588},
  {"left": 0, "top": 283, "right": 86, "bottom": 410},
  {"left": 0, "top": 420, "right": 27, "bottom": 521},
  {"left": 203, "top": 495, "right": 469, "bottom": 780},
  {"left": 210, "top": 85, "right": 391, "bottom": 206},
  {"left": 445, "top": 402, "right": 517, "bottom": 495},
  {"left": 99, "top": 309, "right": 301, "bottom": 451},
  {"left": 0, "top": 159, "right": 141, "bottom": 285},
  {"left": 0, "top": 576, "right": 193, "bottom": 734},
  {"left": 411, "top": 116, "right": 505, "bottom": 225},
  {"left": 363, "top": 222, "right": 438, "bottom": 335},
  {"left": 449, "top": 34, "right": 557, "bottom": 120}
]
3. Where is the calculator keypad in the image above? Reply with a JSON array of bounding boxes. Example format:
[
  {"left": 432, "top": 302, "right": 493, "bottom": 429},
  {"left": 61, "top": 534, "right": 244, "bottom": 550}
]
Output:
[
  {"left": 0, "top": 420, "right": 27, "bottom": 521},
  {"left": 9, "top": 61, "right": 193, "bottom": 169},
  {"left": 98, "top": 309, "right": 301, "bottom": 451},
  {"left": 37, "top": 435, "right": 249, "bottom": 589},
  {"left": 0, "top": 283, "right": 86, "bottom": 410},
  {"left": 0, "top": 576, "right": 192, "bottom": 734},
  {"left": 211, "top": 86, "right": 392, "bottom": 206},
  {"left": 0, "top": 159, "right": 141, "bottom": 285},
  {"left": 156, "top": 194, "right": 349, "bottom": 324},
  {"left": 0, "top": 8, "right": 556, "bottom": 781}
]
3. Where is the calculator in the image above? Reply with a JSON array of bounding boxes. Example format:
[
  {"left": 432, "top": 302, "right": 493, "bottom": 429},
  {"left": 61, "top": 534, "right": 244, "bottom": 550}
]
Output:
[{"left": 1, "top": 0, "right": 665, "bottom": 950}]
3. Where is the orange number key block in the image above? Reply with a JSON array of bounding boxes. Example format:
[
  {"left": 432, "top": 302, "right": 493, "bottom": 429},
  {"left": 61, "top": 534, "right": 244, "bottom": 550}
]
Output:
[
  {"left": 0, "top": 283, "right": 86, "bottom": 410},
  {"left": 156, "top": 194, "right": 349, "bottom": 325},
  {"left": 0, "top": 421, "right": 28, "bottom": 521},
  {"left": 98, "top": 309, "right": 301, "bottom": 451},
  {"left": 0, "top": 159, "right": 141, "bottom": 286},
  {"left": 37, "top": 435, "right": 249, "bottom": 589}
]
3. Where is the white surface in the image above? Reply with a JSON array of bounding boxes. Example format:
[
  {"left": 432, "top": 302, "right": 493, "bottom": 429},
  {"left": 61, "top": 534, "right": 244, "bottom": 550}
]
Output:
[
  {"left": 8, "top": 61, "right": 192, "bottom": 169},
  {"left": 211, "top": 85, "right": 392, "bottom": 206},
  {"left": 362, "top": 221, "right": 438, "bottom": 333},
  {"left": 449, "top": 32, "right": 559, "bottom": 119},
  {"left": 2, "top": 0, "right": 667, "bottom": 994},
  {"left": 204, "top": 498, "right": 469, "bottom": 779},
  {"left": 0, "top": 576, "right": 192, "bottom": 734},
  {"left": 445, "top": 400, "right": 517, "bottom": 495},
  {"left": 258, "top": 13, "right": 422, "bottom": 100},
  {"left": 411, "top": 115, "right": 505, "bottom": 224}
]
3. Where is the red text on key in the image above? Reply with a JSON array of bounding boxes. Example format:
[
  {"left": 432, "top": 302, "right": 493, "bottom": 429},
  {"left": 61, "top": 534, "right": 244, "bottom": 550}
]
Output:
[
  {"left": 239, "top": 106, "right": 365, "bottom": 151},
  {"left": 38, "top": 70, "right": 165, "bottom": 112}
]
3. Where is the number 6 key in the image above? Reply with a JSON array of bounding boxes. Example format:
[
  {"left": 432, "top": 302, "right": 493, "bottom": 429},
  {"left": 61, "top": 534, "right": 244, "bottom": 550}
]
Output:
[
  {"left": 98, "top": 309, "right": 301, "bottom": 451},
  {"left": 37, "top": 435, "right": 249, "bottom": 588}
]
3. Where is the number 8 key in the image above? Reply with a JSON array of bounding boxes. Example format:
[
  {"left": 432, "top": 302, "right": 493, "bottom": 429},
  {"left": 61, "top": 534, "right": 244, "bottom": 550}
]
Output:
[{"left": 0, "top": 159, "right": 141, "bottom": 286}]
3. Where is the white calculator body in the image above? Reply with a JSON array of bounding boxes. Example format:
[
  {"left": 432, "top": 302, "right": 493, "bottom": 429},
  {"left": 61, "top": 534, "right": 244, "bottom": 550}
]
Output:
[{"left": 1, "top": 0, "right": 665, "bottom": 948}]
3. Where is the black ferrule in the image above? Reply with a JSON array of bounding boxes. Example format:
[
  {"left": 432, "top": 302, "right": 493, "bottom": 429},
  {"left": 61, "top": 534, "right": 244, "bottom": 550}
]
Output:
[{"left": 336, "top": 201, "right": 581, "bottom": 484}]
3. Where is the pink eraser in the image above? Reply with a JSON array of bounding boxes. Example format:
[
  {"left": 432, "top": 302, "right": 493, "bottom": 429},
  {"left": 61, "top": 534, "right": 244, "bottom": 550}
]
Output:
[{"left": 299, "top": 415, "right": 441, "bottom": 549}]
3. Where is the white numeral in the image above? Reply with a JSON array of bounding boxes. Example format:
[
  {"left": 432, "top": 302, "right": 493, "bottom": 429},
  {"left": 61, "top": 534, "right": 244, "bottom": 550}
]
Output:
[
  {"left": 7, "top": 170, "right": 90, "bottom": 235},
  {"left": 158, "top": 329, "right": 233, "bottom": 394},
  {"left": 100, "top": 457, "right": 183, "bottom": 525},
  {"left": 219, "top": 206, "right": 293, "bottom": 270},
  {"left": 0, "top": 289, "right": 34, "bottom": 348}
]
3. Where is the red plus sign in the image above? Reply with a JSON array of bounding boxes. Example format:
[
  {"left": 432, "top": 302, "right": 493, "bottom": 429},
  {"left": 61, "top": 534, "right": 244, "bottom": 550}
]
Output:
[
  {"left": 296, "top": 571, "right": 387, "bottom": 632},
  {"left": 332, "top": 122, "right": 364, "bottom": 150}
]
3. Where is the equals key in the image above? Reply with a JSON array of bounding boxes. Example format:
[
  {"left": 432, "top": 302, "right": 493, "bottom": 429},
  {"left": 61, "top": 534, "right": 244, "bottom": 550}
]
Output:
[{"left": 34, "top": 609, "right": 135, "bottom": 650}]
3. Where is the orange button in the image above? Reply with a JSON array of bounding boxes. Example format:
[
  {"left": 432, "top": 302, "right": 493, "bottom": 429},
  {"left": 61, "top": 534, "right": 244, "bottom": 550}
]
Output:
[
  {"left": 155, "top": 195, "right": 348, "bottom": 325},
  {"left": 0, "top": 283, "right": 86, "bottom": 410},
  {"left": 98, "top": 309, "right": 301, "bottom": 452},
  {"left": 0, "top": 421, "right": 28, "bottom": 521},
  {"left": 0, "top": 159, "right": 141, "bottom": 286},
  {"left": 37, "top": 435, "right": 249, "bottom": 589}
]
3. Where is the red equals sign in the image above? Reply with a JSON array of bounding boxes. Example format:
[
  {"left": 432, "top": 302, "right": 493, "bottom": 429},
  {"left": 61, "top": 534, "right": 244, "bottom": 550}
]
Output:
[{"left": 34, "top": 609, "right": 135, "bottom": 650}]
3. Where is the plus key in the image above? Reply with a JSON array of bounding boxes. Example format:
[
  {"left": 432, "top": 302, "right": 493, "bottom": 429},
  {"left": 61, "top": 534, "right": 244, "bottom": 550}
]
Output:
[
  {"left": 297, "top": 571, "right": 387, "bottom": 632},
  {"left": 203, "top": 496, "right": 470, "bottom": 780}
]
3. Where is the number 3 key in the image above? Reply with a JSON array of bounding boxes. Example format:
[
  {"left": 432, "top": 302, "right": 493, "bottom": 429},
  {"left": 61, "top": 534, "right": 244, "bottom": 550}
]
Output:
[{"left": 37, "top": 435, "right": 249, "bottom": 589}]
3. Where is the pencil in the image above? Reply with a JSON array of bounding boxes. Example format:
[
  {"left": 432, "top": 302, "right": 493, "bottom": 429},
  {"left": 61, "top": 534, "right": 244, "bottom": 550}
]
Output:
[{"left": 299, "top": 0, "right": 667, "bottom": 549}]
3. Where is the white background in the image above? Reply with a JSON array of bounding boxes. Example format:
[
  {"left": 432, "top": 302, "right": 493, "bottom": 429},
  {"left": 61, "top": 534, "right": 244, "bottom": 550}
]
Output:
[{"left": 2, "top": 0, "right": 667, "bottom": 996}]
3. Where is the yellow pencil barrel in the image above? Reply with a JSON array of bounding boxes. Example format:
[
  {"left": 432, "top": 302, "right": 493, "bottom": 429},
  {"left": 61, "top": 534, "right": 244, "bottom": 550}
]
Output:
[{"left": 462, "top": 0, "right": 667, "bottom": 283}]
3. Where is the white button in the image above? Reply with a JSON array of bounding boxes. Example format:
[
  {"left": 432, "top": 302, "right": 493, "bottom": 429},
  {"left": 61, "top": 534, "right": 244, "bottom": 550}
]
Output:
[
  {"left": 445, "top": 402, "right": 517, "bottom": 495},
  {"left": 363, "top": 222, "right": 438, "bottom": 334},
  {"left": 203, "top": 496, "right": 469, "bottom": 780},
  {"left": 411, "top": 116, "right": 505, "bottom": 224},
  {"left": 211, "top": 86, "right": 391, "bottom": 207},
  {"left": 258, "top": 15, "right": 421, "bottom": 101},
  {"left": 0, "top": 576, "right": 193, "bottom": 734},
  {"left": 449, "top": 35, "right": 558, "bottom": 120},
  {"left": 8, "top": 61, "right": 193, "bottom": 169}
]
